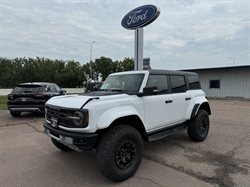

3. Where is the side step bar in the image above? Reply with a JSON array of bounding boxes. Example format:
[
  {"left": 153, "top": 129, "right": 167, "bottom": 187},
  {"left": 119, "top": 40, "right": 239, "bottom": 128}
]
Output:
[{"left": 147, "top": 124, "right": 188, "bottom": 142}]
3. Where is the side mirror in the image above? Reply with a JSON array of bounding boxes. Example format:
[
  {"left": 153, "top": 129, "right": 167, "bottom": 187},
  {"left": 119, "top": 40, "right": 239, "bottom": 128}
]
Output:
[
  {"left": 143, "top": 86, "right": 158, "bottom": 96},
  {"left": 60, "top": 90, "right": 67, "bottom": 95}
]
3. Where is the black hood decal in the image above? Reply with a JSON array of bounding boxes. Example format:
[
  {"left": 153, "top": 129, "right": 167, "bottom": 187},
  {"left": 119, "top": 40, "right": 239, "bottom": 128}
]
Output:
[
  {"left": 79, "top": 91, "right": 124, "bottom": 96},
  {"left": 80, "top": 97, "right": 99, "bottom": 109}
]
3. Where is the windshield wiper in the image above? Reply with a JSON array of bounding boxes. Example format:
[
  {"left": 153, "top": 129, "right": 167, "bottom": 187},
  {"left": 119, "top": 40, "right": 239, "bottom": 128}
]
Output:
[
  {"left": 99, "top": 89, "right": 126, "bottom": 93},
  {"left": 110, "top": 89, "right": 126, "bottom": 93}
]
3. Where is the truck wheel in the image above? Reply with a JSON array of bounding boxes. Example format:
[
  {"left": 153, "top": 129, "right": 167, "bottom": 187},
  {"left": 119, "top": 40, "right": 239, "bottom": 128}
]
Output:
[
  {"left": 96, "top": 125, "right": 143, "bottom": 182},
  {"left": 10, "top": 111, "right": 21, "bottom": 117},
  {"left": 51, "top": 138, "right": 72, "bottom": 151},
  {"left": 188, "top": 109, "right": 210, "bottom": 142}
]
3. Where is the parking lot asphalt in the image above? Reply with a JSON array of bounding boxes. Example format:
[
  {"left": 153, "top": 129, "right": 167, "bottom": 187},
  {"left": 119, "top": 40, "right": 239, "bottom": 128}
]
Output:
[{"left": 0, "top": 99, "right": 249, "bottom": 187}]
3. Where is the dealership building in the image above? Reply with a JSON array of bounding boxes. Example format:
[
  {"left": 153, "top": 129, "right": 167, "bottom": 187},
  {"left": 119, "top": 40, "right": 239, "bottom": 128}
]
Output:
[{"left": 183, "top": 65, "right": 250, "bottom": 99}]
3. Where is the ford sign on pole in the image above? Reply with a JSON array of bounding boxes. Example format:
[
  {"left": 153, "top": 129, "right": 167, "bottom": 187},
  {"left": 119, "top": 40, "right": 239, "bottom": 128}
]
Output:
[
  {"left": 121, "top": 5, "right": 160, "bottom": 30},
  {"left": 121, "top": 5, "right": 160, "bottom": 71}
]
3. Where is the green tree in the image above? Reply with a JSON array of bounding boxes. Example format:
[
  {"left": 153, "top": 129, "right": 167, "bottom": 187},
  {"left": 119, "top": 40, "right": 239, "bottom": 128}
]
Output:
[
  {"left": 94, "top": 57, "right": 114, "bottom": 81},
  {"left": 11, "top": 57, "right": 24, "bottom": 85},
  {"left": 20, "top": 57, "right": 40, "bottom": 83},
  {"left": 0, "top": 56, "right": 135, "bottom": 88},
  {"left": 0, "top": 58, "right": 13, "bottom": 87},
  {"left": 54, "top": 59, "right": 66, "bottom": 86},
  {"left": 61, "top": 60, "right": 81, "bottom": 87},
  {"left": 120, "top": 57, "right": 134, "bottom": 71},
  {"left": 36, "top": 57, "right": 55, "bottom": 82}
]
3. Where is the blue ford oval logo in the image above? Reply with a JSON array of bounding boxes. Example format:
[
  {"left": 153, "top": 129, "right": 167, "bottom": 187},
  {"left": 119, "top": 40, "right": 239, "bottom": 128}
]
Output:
[{"left": 121, "top": 5, "right": 160, "bottom": 30}]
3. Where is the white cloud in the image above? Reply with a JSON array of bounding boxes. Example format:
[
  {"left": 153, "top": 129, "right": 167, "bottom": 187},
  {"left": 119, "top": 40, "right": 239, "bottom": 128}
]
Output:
[{"left": 1, "top": 0, "right": 249, "bottom": 70}]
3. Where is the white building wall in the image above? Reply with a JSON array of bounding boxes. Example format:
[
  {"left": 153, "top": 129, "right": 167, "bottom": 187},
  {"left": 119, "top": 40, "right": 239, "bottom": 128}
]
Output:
[{"left": 194, "top": 68, "right": 250, "bottom": 99}]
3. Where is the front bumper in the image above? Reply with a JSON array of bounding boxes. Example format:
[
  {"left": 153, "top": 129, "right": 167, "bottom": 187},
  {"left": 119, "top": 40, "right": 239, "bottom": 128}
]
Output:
[{"left": 43, "top": 121, "right": 98, "bottom": 151}]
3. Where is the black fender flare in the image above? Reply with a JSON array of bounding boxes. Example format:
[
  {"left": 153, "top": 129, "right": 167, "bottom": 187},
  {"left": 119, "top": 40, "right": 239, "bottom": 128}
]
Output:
[
  {"left": 190, "top": 102, "right": 211, "bottom": 119},
  {"left": 190, "top": 104, "right": 200, "bottom": 119}
]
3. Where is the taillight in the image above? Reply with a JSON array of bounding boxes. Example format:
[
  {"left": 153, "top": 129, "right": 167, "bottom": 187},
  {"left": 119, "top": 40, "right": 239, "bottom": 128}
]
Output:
[{"left": 8, "top": 94, "right": 13, "bottom": 100}]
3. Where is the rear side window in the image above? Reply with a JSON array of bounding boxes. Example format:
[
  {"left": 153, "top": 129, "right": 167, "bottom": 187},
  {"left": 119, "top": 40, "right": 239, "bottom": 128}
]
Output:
[
  {"left": 146, "top": 75, "right": 168, "bottom": 94},
  {"left": 187, "top": 75, "right": 201, "bottom": 90},
  {"left": 48, "top": 85, "right": 57, "bottom": 92},
  {"left": 12, "top": 85, "right": 44, "bottom": 93},
  {"left": 170, "top": 76, "right": 186, "bottom": 93}
]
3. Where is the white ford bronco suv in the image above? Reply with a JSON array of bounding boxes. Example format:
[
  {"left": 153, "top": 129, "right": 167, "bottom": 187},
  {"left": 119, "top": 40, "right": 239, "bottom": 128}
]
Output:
[{"left": 43, "top": 69, "right": 211, "bottom": 182}]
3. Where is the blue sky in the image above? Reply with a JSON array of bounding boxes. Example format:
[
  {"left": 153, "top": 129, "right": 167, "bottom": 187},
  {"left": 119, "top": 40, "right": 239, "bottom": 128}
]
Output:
[{"left": 1, "top": 0, "right": 249, "bottom": 70}]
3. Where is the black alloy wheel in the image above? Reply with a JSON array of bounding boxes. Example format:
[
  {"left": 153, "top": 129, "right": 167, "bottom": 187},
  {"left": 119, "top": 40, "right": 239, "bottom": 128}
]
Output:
[
  {"left": 115, "top": 140, "right": 136, "bottom": 170},
  {"left": 199, "top": 118, "right": 208, "bottom": 135}
]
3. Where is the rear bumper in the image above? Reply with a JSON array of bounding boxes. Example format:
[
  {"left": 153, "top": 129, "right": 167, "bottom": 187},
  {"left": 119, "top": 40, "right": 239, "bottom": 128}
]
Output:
[
  {"left": 43, "top": 121, "right": 98, "bottom": 151},
  {"left": 8, "top": 105, "right": 45, "bottom": 112}
]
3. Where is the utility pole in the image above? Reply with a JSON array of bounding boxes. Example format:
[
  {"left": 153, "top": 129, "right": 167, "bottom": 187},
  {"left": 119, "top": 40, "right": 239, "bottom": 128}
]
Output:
[
  {"left": 90, "top": 41, "right": 95, "bottom": 81},
  {"left": 228, "top": 57, "right": 235, "bottom": 66}
]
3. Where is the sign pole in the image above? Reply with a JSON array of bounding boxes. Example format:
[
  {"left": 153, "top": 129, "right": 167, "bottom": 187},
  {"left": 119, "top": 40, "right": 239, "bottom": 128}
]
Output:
[{"left": 134, "top": 28, "right": 144, "bottom": 70}]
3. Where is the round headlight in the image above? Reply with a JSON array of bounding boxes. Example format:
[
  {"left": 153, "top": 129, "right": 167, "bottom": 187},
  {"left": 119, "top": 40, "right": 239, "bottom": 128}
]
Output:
[{"left": 72, "top": 111, "right": 84, "bottom": 126}]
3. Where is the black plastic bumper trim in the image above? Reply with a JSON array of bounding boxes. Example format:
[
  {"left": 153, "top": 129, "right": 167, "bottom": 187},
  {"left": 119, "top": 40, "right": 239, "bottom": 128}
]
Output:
[{"left": 43, "top": 121, "right": 98, "bottom": 150}]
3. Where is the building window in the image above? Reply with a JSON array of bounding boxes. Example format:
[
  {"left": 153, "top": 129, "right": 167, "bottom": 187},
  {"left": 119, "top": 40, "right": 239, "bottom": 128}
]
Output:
[{"left": 209, "top": 80, "right": 220, "bottom": 89}]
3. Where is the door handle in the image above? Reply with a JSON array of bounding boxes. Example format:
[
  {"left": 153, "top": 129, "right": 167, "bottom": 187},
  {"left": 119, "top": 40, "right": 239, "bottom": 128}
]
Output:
[
  {"left": 165, "top": 100, "right": 173, "bottom": 103},
  {"left": 185, "top": 97, "right": 191, "bottom": 100}
]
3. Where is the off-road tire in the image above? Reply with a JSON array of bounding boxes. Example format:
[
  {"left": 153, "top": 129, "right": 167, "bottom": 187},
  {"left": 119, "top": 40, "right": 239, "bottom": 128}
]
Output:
[
  {"left": 51, "top": 138, "right": 73, "bottom": 151},
  {"left": 10, "top": 111, "right": 21, "bottom": 117},
  {"left": 96, "top": 125, "right": 143, "bottom": 182},
  {"left": 188, "top": 109, "right": 209, "bottom": 142}
]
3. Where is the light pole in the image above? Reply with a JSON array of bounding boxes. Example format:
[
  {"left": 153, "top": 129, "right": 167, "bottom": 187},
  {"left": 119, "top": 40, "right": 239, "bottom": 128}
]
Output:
[
  {"left": 90, "top": 41, "right": 95, "bottom": 81},
  {"left": 228, "top": 57, "right": 235, "bottom": 66}
]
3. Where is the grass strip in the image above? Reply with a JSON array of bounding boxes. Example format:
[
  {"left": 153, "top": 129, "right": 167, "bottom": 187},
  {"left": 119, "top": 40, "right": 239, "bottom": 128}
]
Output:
[{"left": 0, "top": 95, "right": 7, "bottom": 110}]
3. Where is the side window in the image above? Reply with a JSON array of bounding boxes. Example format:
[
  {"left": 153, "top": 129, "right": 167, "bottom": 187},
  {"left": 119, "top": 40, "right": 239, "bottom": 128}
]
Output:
[
  {"left": 146, "top": 75, "right": 168, "bottom": 94},
  {"left": 188, "top": 75, "right": 201, "bottom": 90},
  {"left": 170, "top": 75, "right": 186, "bottom": 93},
  {"left": 54, "top": 84, "right": 62, "bottom": 92},
  {"left": 48, "top": 85, "right": 57, "bottom": 92}
]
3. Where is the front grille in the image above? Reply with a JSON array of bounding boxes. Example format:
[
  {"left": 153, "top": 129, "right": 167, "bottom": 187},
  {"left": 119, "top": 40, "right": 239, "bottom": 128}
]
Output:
[{"left": 46, "top": 106, "right": 76, "bottom": 127}]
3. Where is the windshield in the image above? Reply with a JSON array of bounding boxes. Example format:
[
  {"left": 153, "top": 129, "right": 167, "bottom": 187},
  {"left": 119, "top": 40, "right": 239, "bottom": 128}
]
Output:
[{"left": 100, "top": 74, "right": 144, "bottom": 93}]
